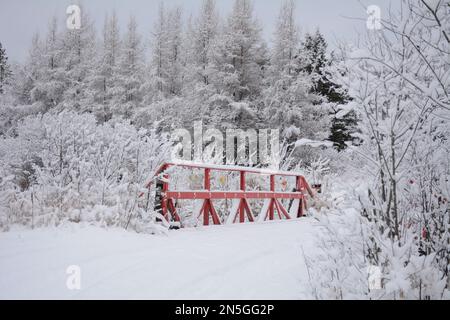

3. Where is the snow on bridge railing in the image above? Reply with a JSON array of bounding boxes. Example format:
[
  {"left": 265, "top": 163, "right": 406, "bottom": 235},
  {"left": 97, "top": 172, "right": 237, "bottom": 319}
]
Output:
[{"left": 141, "top": 161, "right": 316, "bottom": 227}]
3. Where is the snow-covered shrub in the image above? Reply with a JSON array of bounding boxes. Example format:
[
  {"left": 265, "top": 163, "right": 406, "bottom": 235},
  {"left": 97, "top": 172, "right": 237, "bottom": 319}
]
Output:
[
  {"left": 306, "top": 170, "right": 449, "bottom": 300},
  {"left": 304, "top": 157, "right": 330, "bottom": 186},
  {"left": 305, "top": 0, "right": 450, "bottom": 299},
  {"left": 0, "top": 111, "right": 171, "bottom": 231}
]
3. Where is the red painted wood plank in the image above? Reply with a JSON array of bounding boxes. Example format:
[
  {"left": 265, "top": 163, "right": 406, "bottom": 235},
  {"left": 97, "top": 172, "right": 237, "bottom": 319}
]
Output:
[{"left": 165, "top": 191, "right": 305, "bottom": 200}]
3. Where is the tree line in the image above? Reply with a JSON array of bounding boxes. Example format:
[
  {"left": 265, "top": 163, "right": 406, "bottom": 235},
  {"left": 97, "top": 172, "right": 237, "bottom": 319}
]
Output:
[{"left": 0, "top": 0, "right": 357, "bottom": 155}]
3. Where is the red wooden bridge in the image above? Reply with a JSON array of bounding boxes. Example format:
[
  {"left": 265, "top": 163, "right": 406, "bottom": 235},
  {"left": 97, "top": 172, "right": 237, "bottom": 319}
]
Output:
[{"left": 142, "top": 162, "right": 316, "bottom": 227}]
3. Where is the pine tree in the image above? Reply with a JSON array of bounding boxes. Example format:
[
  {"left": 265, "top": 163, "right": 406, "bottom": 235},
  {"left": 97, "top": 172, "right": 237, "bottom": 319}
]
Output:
[
  {"left": 299, "top": 30, "right": 357, "bottom": 151},
  {"left": 263, "top": 1, "right": 321, "bottom": 151},
  {"left": 148, "top": 2, "right": 170, "bottom": 100},
  {"left": 166, "top": 7, "right": 184, "bottom": 96},
  {"left": 173, "top": 0, "right": 220, "bottom": 128},
  {"left": 187, "top": 0, "right": 218, "bottom": 87},
  {"left": 115, "top": 16, "right": 145, "bottom": 118},
  {"left": 0, "top": 42, "right": 12, "bottom": 94},
  {"left": 211, "top": 0, "right": 267, "bottom": 102},
  {"left": 60, "top": 6, "right": 96, "bottom": 111},
  {"left": 271, "top": 0, "right": 299, "bottom": 76},
  {"left": 103, "top": 12, "right": 121, "bottom": 70},
  {"left": 12, "top": 33, "right": 41, "bottom": 105},
  {"left": 298, "top": 30, "right": 327, "bottom": 76},
  {"left": 146, "top": 3, "right": 185, "bottom": 102},
  {"left": 28, "top": 17, "right": 66, "bottom": 110},
  {"left": 89, "top": 11, "right": 122, "bottom": 122}
]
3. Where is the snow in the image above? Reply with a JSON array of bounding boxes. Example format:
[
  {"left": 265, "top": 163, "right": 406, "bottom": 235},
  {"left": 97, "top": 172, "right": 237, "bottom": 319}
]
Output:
[
  {"left": 295, "top": 139, "right": 333, "bottom": 148},
  {"left": 257, "top": 200, "right": 270, "bottom": 223},
  {"left": 0, "top": 219, "right": 320, "bottom": 300},
  {"left": 348, "top": 48, "right": 370, "bottom": 59},
  {"left": 422, "top": 0, "right": 440, "bottom": 10},
  {"left": 169, "top": 159, "right": 306, "bottom": 177},
  {"left": 289, "top": 199, "right": 300, "bottom": 217},
  {"left": 335, "top": 102, "right": 357, "bottom": 119},
  {"left": 0, "top": 0, "right": 447, "bottom": 301},
  {"left": 225, "top": 199, "right": 241, "bottom": 224}
]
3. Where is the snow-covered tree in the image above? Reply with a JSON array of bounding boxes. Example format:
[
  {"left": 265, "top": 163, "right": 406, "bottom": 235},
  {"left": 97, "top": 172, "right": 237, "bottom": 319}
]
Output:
[
  {"left": 59, "top": 6, "right": 97, "bottom": 111},
  {"left": 148, "top": 3, "right": 170, "bottom": 100},
  {"left": 28, "top": 17, "right": 66, "bottom": 111},
  {"left": 314, "top": 0, "right": 450, "bottom": 299},
  {"left": 211, "top": 0, "right": 267, "bottom": 102},
  {"left": 299, "top": 30, "right": 357, "bottom": 151},
  {"left": 271, "top": 0, "right": 299, "bottom": 76},
  {"left": 166, "top": 7, "right": 184, "bottom": 96},
  {"left": 103, "top": 12, "right": 121, "bottom": 71},
  {"left": 0, "top": 42, "right": 12, "bottom": 94},
  {"left": 298, "top": 30, "right": 327, "bottom": 76},
  {"left": 85, "top": 12, "right": 121, "bottom": 122},
  {"left": 12, "top": 33, "right": 42, "bottom": 106},
  {"left": 114, "top": 16, "right": 145, "bottom": 118},
  {"left": 0, "top": 111, "right": 171, "bottom": 230},
  {"left": 186, "top": 0, "right": 219, "bottom": 87},
  {"left": 146, "top": 5, "right": 184, "bottom": 99},
  {"left": 262, "top": 11, "right": 331, "bottom": 165}
]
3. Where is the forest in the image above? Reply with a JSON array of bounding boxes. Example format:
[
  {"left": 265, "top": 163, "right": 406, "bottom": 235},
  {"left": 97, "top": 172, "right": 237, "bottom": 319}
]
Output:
[{"left": 0, "top": 0, "right": 448, "bottom": 299}]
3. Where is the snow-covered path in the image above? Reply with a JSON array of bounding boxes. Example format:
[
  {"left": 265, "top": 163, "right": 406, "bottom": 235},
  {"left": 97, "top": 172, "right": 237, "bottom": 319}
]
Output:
[{"left": 0, "top": 219, "right": 319, "bottom": 300}]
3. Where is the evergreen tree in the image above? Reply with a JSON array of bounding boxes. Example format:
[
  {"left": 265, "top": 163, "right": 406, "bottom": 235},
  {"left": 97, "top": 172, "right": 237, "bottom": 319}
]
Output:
[
  {"left": 148, "top": 2, "right": 170, "bottom": 100},
  {"left": 271, "top": 0, "right": 299, "bottom": 76},
  {"left": 211, "top": 0, "right": 267, "bottom": 102},
  {"left": 263, "top": 1, "right": 327, "bottom": 155},
  {"left": 299, "top": 30, "right": 357, "bottom": 151},
  {"left": 178, "top": 0, "right": 220, "bottom": 126},
  {"left": 60, "top": 6, "right": 97, "bottom": 111},
  {"left": 29, "top": 17, "right": 66, "bottom": 110},
  {"left": 115, "top": 16, "right": 145, "bottom": 118},
  {"left": 86, "top": 11, "right": 121, "bottom": 122},
  {"left": 166, "top": 7, "right": 184, "bottom": 96},
  {"left": 12, "top": 33, "right": 41, "bottom": 105},
  {"left": 0, "top": 42, "right": 12, "bottom": 94},
  {"left": 186, "top": 0, "right": 218, "bottom": 87},
  {"left": 298, "top": 30, "right": 326, "bottom": 76}
]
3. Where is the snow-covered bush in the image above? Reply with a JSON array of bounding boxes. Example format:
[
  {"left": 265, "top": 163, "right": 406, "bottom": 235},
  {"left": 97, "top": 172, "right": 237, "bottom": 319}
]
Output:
[
  {"left": 306, "top": 170, "right": 448, "bottom": 300},
  {"left": 0, "top": 111, "right": 171, "bottom": 231},
  {"left": 307, "top": 0, "right": 450, "bottom": 299}
]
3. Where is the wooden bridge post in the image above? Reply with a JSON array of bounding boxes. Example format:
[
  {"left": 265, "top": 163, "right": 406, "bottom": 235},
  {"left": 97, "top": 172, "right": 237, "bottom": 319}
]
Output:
[
  {"left": 239, "top": 171, "right": 246, "bottom": 223},
  {"left": 161, "top": 171, "right": 181, "bottom": 223},
  {"left": 296, "top": 176, "right": 305, "bottom": 218},
  {"left": 161, "top": 173, "right": 169, "bottom": 220},
  {"left": 203, "top": 168, "right": 211, "bottom": 226},
  {"left": 231, "top": 170, "right": 255, "bottom": 224},
  {"left": 268, "top": 175, "right": 275, "bottom": 220},
  {"left": 204, "top": 168, "right": 211, "bottom": 191},
  {"left": 200, "top": 168, "right": 221, "bottom": 226}
]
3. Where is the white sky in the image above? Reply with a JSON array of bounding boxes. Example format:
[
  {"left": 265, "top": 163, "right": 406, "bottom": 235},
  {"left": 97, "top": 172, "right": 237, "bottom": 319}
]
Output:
[{"left": 0, "top": 0, "right": 399, "bottom": 63}]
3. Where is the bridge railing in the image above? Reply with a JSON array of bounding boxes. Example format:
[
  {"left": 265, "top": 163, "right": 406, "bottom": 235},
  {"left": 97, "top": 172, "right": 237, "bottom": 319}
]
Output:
[{"left": 142, "top": 161, "right": 315, "bottom": 227}]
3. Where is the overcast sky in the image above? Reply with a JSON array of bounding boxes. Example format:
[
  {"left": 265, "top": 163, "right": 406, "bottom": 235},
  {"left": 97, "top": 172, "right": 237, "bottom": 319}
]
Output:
[{"left": 0, "top": 0, "right": 398, "bottom": 63}]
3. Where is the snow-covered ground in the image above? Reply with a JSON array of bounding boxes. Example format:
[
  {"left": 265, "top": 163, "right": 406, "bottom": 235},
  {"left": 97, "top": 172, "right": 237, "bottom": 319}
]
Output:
[{"left": 0, "top": 219, "right": 320, "bottom": 300}]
